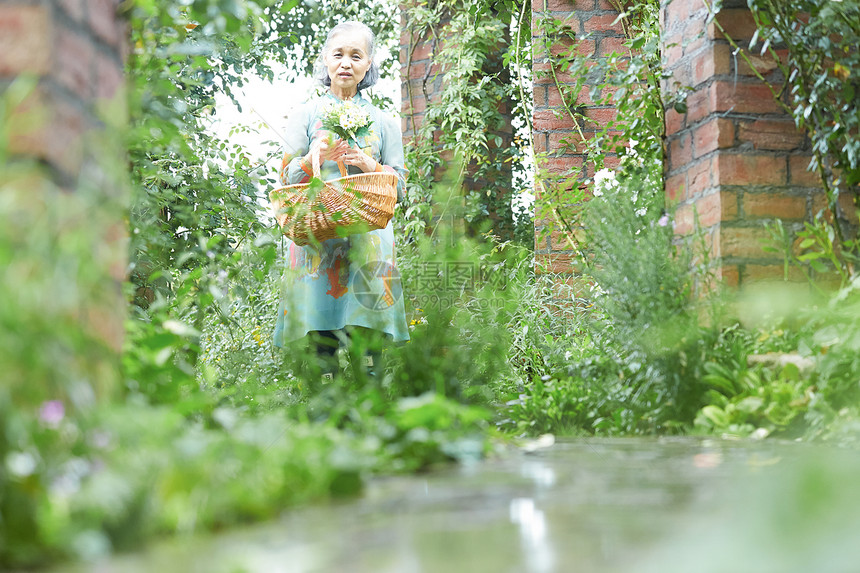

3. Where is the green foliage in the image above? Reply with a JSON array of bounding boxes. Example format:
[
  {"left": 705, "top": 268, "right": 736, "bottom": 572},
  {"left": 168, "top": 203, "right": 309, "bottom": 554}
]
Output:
[
  {"left": 0, "top": 80, "right": 127, "bottom": 567},
  {"left": 2, "top": 400, "right": 378, "bottom": 565},
  {"left": 501, "top": 0, "right": 857, "bottom": 440},
  {"left": 694, "top": 361, "right": 810, "bottom": 438},
  {"left": 505, "top": 0, "right": 857, "bottom": 443},
  {"left": 801, "top": 277, "right": 860, "bottom": 437},
  {"left": 318, "top": 389, "right": 493, "bottom": 472},
  {"left": 392, "top": 221, "right": 526, "bottom": 402},
  {"left": 123, "top": 0, "right": 276, "bottom": 409},
  {"left": 746, "top": 0, "right": 860, "bottom": 441},
  {"left": 691, "top": 281, "right": 860, "bottom": 442},
  {"left": 196, "top": 237, "right": 286, "bottom": 411},
  {"left": 765, "top": 216, "right": 860, "bottom": 290},
  {"left": 505, "top": 373, "right": 593, "bottom": 435},
  {"left": 582, "top": 171, "right": 719, "bottom": 431},
  {"left": 509, "top": 170, "right": 720, "bottom": 435}
]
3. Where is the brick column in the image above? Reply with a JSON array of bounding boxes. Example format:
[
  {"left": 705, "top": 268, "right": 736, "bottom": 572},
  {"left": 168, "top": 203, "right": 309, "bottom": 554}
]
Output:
[
  {"left": 1, "top": 1, "right": 126, "bottom": 183},
  {"left": 399, "top": 7, "right": 515, "bottom": 237},
  {"left": 531, "top": 0, "right": 625, "bottom": 274},
  {"left": 399, "top": 9, "right": 436, "bottom": 146},
  {"left": 1, "top": 0, "right": 127, "bottom": 396},
  {"left": 661, "top": 0, "right": 832, "bottom": 286}
]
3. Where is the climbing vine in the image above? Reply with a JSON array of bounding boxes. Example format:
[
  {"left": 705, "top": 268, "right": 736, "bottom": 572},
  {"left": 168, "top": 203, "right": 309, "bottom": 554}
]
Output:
[
  {"left": 399, "top": 0, "right": 533, "bottom": 244},
  {"left": 747, "top": 0, "right": 860, "bottom": 277},
  {"left": 530, "top": 0, "right": 687, "bottom": 255}
]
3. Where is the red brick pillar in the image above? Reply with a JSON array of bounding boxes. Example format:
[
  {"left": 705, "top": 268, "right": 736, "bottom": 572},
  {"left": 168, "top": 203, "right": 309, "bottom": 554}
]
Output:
[
  {"left": 1, "top": 1, "right": 126, "bottom": 182},
  {"left": 1, "top": 0, "right": 127, "bottom": 395},
  {"left": 399, "top": 9, "right": 436, "bottom": 146},
  {"left": 399, "top": 8, "right": 515, "bottom": 237},
  {"left": 531, "top": 0, "right": 625, "bottom": 274},
  {"left": 662, "top": 0, "right": 829, "bottom": 286}
]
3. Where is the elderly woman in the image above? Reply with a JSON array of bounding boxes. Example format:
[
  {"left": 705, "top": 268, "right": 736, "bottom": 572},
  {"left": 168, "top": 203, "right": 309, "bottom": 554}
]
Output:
[{"left": 273, "top": 21, "right": 409, "bottom": 381}]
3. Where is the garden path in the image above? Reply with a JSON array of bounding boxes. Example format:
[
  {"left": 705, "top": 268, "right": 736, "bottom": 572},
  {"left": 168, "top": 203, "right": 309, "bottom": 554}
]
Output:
[{"left": 47, "top": 437, "right": 860, "bottom": 573}]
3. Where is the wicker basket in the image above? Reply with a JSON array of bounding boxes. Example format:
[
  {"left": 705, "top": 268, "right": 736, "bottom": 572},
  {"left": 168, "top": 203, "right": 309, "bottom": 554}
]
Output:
[{"left": 269, "top": 146, "right": 398, "bottom": 246}]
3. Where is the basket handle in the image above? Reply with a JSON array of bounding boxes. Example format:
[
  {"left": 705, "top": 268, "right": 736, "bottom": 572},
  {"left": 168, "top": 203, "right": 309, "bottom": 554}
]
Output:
[{"left": 311, "top": 140, "right": 348, "bottom": 178}]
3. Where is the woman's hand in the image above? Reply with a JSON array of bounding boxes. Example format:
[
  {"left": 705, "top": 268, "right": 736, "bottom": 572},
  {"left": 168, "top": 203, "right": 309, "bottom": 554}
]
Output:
[
  {"left": 339, "top": 147, "right": 379, "bottom": 173},
  {"left": 309, "top": 133, "right": 349, "bottom": 163}
]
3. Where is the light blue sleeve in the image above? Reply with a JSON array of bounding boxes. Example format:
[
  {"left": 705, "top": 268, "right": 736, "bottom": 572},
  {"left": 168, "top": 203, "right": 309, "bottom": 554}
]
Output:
[{"left": 279, "top": 103, "right": 313, "bottom": 186}]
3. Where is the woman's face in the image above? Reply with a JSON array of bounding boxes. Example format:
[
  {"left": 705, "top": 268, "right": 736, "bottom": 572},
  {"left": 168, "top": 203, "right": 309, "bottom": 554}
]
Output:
[{"left": 324, "top": 30, "right": 371, "bottom": 96}]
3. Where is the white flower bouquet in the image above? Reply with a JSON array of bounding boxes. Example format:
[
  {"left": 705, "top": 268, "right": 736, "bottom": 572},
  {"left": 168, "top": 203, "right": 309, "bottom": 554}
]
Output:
[{"left": 320, "top": 100, "right": 372, "bottom": 148}]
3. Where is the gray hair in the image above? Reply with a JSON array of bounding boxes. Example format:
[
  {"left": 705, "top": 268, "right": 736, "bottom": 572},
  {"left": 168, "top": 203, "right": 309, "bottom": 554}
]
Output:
[{"left": 314, "top": 21, "right": 380, "bottom": 91}]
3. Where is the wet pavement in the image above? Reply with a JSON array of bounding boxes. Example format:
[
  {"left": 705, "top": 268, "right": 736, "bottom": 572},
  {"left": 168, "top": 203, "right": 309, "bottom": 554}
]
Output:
[{"left": 50, "top": 437, "right": 860, "bottom": 573}]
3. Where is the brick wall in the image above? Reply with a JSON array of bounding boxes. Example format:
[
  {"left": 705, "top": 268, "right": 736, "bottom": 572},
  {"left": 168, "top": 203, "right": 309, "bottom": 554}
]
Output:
[
  {"left": 662, "top": 0, "right": 832, "bottom": 286},
  {"left": 531, "top": 0, "right": 625, "bottom": 274},
  {"left": 399, "top": 9, "right": 440, "bottom": 147},
  {"left": 399, "top": 7, "right": 514, "bottom": 236},
  {"left": 1, "top": 0, "right": 127, "bottom": 389},
  {"left": 524, "top": 0, "right": 835, "bottom": 285},
  {"left": 1, "top": 1, "right": 126, "bottom": 183},
  {"left": 398, "top": 1, "right": 838, "bottom": 286}
]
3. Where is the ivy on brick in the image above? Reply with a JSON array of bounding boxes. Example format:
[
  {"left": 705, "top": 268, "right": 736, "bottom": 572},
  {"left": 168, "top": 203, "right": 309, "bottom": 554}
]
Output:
[
  {"left": 400, "top": 0, "right": 533, "bottom": 245},
  {"left": 531, "top": 0, "right": 687, "bottom": 263}
]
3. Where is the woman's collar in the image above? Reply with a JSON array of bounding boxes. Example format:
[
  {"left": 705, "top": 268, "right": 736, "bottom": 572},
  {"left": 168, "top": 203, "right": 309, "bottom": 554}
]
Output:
[{"left": 325, "top": 90, "right": 364, "bottom": 103}]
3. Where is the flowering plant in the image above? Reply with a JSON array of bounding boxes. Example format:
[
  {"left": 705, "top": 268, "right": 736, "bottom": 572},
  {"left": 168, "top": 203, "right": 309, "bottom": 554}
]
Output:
[{"left": 320, "top": 100, "right": 372, "bottom": 148}]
